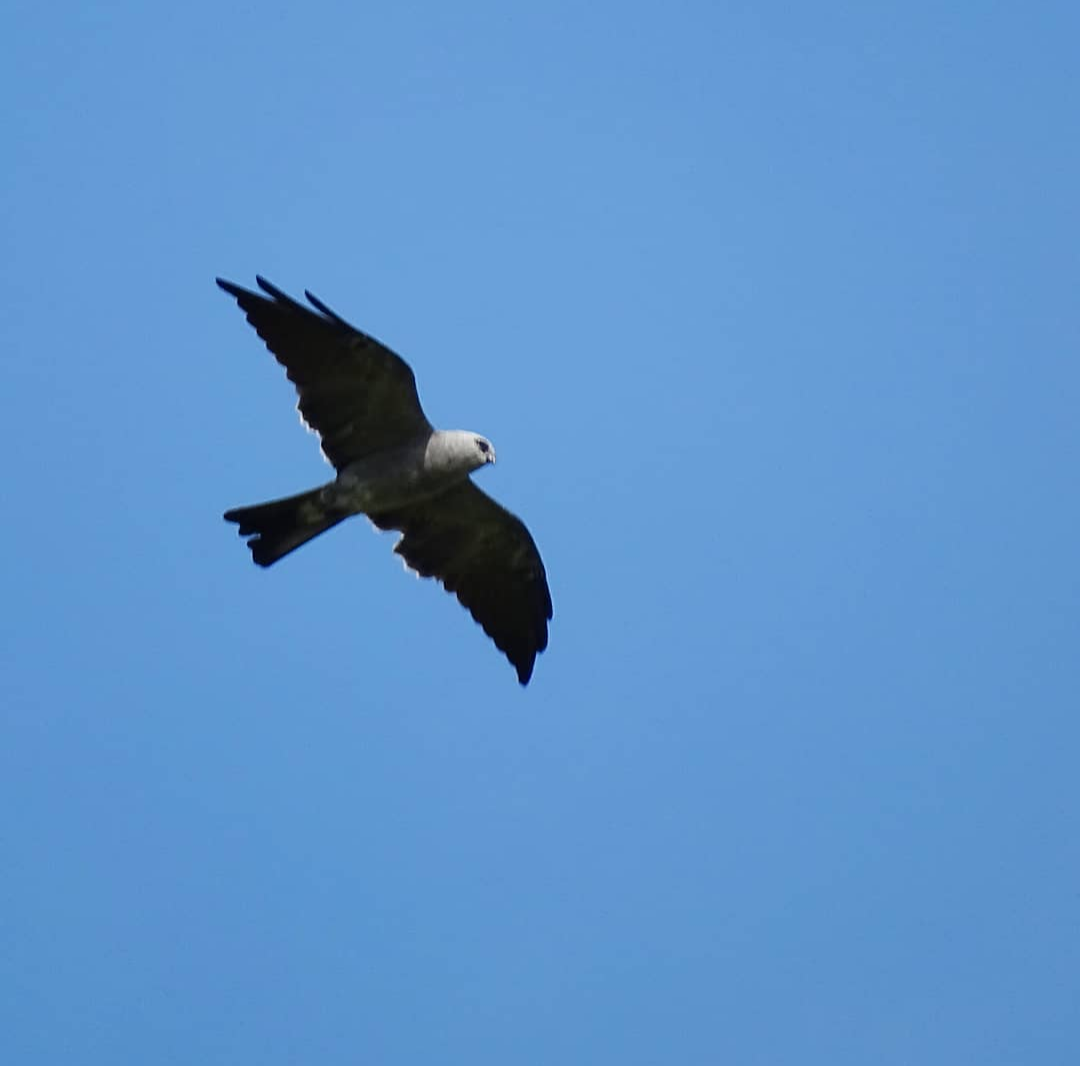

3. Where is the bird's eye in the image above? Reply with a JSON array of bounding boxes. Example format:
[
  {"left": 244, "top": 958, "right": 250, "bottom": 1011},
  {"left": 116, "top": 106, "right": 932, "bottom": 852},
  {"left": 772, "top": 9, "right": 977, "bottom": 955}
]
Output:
[{"left": 477, "top": 440, "right": 489, "bottom": 453}]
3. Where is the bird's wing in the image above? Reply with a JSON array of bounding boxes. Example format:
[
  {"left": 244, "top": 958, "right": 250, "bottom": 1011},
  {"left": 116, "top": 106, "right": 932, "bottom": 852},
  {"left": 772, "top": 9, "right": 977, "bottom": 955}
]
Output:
[
  {"left": 217, "top": 276, "right": 432, "bottom": 469},
  {"left": 369, "top": 481, "right": 553, "bottom": 685}
]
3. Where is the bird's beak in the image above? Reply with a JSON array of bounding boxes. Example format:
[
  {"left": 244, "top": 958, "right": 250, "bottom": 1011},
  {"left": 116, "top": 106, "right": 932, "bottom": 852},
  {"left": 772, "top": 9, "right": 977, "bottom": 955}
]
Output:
[{"left": 487, "top": 449, "right": 497, "bottom": 464}]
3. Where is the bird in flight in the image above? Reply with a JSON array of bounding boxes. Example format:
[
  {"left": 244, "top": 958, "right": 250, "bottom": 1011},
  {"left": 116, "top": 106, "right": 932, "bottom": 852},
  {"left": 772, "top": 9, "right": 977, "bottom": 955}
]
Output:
[{"left": 218, "top": 276, "right": 552, "bottom": 685}]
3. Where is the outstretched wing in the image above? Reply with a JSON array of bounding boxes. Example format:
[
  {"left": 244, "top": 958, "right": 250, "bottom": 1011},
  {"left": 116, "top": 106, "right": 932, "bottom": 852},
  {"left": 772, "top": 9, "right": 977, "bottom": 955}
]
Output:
[
  {"left": 217, "top": 276, "right": 432, "bottom": 469},
  {"left": 369, "top": 481, "right": 553, "bottom": 685}
]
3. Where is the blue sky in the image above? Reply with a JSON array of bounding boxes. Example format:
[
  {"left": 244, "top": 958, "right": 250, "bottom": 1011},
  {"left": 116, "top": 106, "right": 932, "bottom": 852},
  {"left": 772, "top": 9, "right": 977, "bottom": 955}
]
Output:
[{"left": 3, "top": 1, "right": 1078, "bottom": 1062}]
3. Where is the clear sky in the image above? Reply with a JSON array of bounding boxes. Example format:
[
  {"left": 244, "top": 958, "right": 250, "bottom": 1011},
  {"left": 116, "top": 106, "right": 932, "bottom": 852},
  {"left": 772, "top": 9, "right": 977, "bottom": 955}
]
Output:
[{"left": 3, "top": 1, "right": 1078, "bottom": 1062}]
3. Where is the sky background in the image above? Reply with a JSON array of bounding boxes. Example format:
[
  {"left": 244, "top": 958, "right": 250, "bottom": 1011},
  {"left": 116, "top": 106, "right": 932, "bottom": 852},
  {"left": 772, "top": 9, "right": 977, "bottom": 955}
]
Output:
[{"left": 3, "top": 1, "right": 1079, "bottom": 1062}]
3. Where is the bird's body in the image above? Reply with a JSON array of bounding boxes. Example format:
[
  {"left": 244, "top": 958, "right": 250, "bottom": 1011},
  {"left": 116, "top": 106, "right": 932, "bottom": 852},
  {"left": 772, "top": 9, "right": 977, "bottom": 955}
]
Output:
[
  {"left": 328, "top": 430, "right": 493, "bottom": 516},
  {"left": 226, "top": 430, "right": 493, "bottom": 564},
  {"left": 218, "top": 276, "right": 552, "bottom": 685}
]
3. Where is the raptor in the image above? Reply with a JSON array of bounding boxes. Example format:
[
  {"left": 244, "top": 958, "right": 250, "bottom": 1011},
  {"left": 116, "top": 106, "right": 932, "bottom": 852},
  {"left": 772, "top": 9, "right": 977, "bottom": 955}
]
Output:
[{"left": 218, "top": 277, "right": 552, "bottom": 685}]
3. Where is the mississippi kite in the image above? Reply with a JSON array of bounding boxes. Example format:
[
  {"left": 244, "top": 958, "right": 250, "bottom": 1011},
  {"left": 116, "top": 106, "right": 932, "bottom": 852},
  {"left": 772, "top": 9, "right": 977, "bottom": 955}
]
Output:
[{"left": 218, "top": 276, "right": 552, "bottom": 685}]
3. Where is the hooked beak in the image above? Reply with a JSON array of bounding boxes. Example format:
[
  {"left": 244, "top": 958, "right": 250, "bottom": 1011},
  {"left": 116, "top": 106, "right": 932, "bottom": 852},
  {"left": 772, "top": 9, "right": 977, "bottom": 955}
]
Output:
[{"left": 486, "top": 448, "right": 497, "bottom": 465}]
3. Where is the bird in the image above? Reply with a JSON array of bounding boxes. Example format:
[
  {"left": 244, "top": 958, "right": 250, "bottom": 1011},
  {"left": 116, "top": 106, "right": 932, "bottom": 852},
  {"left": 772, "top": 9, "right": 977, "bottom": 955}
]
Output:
[{"left": 217, "top": 276, "right": 552, "bottom": 685}]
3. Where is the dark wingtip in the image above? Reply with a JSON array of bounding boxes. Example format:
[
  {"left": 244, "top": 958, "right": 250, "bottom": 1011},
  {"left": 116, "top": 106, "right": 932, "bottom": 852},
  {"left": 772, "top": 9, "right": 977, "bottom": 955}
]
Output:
[
  {"left": 305, "top": 288, "right": 358, "bottom": 331},
  {"left": 515, "top": 658, "right": 535, "bottom": 686},
  {"left": 255, "top": 275, "right": 287, "bottom": 300},
  {"left": 305, "top": 289, "right": 330, "bottom": 312},
  {"left": 217, "top": 275, "right": 288, "bottom": 305},
  {"left": 216, "top": 277, "right": 245, "bottom": 298}
]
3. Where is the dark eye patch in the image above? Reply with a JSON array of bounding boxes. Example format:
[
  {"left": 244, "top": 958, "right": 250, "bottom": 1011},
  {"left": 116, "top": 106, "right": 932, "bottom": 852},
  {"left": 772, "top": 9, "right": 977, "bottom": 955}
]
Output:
[{"left": 477, "top": 440, "right": 490, "bottom": 453}]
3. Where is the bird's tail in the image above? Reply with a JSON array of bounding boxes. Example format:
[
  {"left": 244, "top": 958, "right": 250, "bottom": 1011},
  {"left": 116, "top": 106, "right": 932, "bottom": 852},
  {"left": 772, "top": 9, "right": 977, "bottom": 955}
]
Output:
[{"left": 224, "top": 488, "right": 347, "bottom": 567}]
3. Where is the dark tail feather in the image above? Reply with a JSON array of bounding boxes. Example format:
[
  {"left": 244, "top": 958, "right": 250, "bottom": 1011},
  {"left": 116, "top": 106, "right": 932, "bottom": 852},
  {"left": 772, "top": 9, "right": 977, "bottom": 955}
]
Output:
[{"left": 224, "top": 488, "right": 346, "bottom": 567}]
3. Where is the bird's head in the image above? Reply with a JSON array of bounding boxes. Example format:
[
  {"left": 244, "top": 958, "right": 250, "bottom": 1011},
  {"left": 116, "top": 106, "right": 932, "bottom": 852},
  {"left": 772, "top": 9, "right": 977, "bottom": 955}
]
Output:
[{"left": 474, "top": 436, "right": 496, "bottom": 466}]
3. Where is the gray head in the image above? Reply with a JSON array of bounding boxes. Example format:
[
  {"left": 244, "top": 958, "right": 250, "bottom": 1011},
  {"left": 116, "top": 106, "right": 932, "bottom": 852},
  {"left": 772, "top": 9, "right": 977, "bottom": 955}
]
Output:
[
  {"left": 472, "top": 434, "right": 496, "bottom": 467},
  {"left": 432, "top": 430, "right": 497, "bottom": 475}
]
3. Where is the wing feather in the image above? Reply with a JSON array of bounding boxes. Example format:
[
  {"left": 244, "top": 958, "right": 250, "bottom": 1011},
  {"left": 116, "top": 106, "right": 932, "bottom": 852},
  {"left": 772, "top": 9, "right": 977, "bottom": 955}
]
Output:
[
  {"left": 217, "top": 277, "right": 431, "bottom": 468},
  {"left": 369, "top": 481, "right": 553, "bottom": 685}
]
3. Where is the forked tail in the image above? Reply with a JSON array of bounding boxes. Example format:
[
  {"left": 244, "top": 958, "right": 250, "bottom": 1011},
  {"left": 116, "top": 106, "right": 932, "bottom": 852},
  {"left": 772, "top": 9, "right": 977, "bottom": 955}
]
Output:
[{"left": 224, "top": 487, "right": 347, "bottom": 567}]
